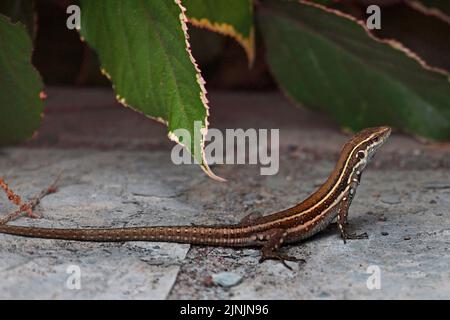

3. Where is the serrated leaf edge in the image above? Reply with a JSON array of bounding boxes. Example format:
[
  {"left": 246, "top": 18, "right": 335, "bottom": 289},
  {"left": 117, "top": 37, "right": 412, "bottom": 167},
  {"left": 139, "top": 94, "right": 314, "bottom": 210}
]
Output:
[
  {"left": 298, "top": 0, "right": 450, "bottom": 78},
  {"left": 262, "top": 1, "right": 450, "bottom": 140},
  {"left": 173, "top": 0, "right": 225, "bottom": 182},
  {"left": 408, "top": 1, "right": 450, "bottom": 25},
  {"left": 99, "top": 67, "right": 169, "bottom": 126},
  {"left": 188, "top": 17, "right": 255, "bottom": 67},
  {"left": 84, "top": 2, "right": 224, "bottom": 182}
]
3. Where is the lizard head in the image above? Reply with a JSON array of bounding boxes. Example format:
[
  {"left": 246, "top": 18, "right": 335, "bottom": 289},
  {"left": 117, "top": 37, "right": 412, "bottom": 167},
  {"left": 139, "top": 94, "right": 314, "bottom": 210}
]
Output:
[{"left": 347, "top": 126, "right": 391, "bottom": 172}]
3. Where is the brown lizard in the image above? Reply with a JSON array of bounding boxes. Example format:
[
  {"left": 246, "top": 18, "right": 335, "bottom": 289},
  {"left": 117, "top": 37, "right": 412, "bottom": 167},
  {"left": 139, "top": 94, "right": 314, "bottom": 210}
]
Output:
[{"left": 0, "top": 126, "right": 391, "bottom": 268}]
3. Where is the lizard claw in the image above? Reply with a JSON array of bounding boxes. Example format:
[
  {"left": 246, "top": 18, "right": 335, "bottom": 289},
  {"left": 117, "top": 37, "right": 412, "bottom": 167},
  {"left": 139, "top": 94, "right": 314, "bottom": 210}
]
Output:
[
  {"left": 340, "top": 231, "right": 368, "bottom": 243},
  {"left": 346, "top": 232, "right": 368, "bottom": 240}
]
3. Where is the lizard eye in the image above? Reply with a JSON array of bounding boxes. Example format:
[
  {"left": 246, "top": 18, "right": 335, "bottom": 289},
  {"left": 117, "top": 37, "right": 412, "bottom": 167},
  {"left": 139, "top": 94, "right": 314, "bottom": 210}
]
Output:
[{"left": 357, "top": 150, "right": 365, "bottom": 159}]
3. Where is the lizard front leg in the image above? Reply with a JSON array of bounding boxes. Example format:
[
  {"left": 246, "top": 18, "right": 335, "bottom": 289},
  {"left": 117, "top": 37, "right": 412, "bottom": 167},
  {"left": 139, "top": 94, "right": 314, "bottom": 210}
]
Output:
[
  {"left": 337, "top": 188, "right": 368, "bottom": 244},
  {"left": 258, "top": 228, "right": 305, "bottom": 270}
]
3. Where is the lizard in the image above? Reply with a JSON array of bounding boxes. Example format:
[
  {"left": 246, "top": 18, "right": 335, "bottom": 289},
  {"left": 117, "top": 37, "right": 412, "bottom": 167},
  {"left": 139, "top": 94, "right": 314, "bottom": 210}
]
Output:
[{"left": 0, "top": 126, "right": 391, "bottom": 268}]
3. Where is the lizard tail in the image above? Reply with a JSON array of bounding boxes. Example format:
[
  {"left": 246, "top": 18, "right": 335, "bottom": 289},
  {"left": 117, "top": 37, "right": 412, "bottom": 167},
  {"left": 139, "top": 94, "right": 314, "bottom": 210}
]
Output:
[{"left": 0, "top": 224, "right": 253, "bottom": 246}]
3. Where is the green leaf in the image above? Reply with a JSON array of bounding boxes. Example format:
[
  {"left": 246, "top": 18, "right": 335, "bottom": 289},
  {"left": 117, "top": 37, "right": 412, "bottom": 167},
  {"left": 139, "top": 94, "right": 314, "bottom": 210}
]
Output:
[
  {"left": 184, "top": 0, "right": 254, "bottom": 65},
  {"left": 0, "top": 0, "right": 35, "bottom": 37},
  {"left": 80, "top": 0, "right": 222, "bottom": 180},
  {"left": 0, "top": 14, "right": 43, "bottom": 146},
  {"left": 258, "top": 0, "right": 450, "bottom": 140}
]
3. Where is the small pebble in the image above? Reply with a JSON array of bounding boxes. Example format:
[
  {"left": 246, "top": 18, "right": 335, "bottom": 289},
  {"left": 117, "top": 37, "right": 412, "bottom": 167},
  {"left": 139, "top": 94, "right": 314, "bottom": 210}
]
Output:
[
  {"left": 381, "top": 232, "right": 389, "bottom": 236},
  {"left": 378, "top": 215, "right": 387, "bottom": 222},
  {"left": 403, "top": 236, "right": 411, "bottom": 241},
  {"left": 212, "top": 272, "right": 242, "bottom": 288},
  {"left": 429, "top": 199, "right": 437, "bottom": 204}
]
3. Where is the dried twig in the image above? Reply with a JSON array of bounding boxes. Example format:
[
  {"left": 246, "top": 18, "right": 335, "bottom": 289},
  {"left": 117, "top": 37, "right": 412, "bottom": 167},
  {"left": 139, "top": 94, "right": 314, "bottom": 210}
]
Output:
[
  {"left": 0, "top": 173, "right": 62, "bottom": 225},
  {"left": 0, "top": 178, "right": 23, "bottom": 206}
]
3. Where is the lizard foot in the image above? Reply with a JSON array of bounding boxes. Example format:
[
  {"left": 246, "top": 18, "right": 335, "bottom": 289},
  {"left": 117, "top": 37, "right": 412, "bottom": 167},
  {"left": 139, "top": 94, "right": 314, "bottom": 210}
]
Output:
[
  {"left": 339, "top": 229, "right": 369, "bottom": 244},
  {"left": 345, "top": 232, "right": 368, "bottom": 240},
  {"left": 337, "top": 220, "right": 368, "bottom": 244}
]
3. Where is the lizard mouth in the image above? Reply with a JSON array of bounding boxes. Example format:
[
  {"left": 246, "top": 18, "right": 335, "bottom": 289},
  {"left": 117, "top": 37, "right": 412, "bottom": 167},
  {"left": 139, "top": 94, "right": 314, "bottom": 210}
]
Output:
[
  {"left": 379, "top": 126, "right": 391, "bottom": 141},
  {"left": 374, "top": 127, "right": 391, "bottom": 149},
  {"left": 367, "top": 128, "right": 391, "bottom": 161}
]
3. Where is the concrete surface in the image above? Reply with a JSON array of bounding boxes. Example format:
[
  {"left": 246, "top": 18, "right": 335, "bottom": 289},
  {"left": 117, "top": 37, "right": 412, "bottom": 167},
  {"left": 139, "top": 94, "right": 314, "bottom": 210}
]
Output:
[{"left": 0, "top": 88, "right": 449, "bottom": 299}]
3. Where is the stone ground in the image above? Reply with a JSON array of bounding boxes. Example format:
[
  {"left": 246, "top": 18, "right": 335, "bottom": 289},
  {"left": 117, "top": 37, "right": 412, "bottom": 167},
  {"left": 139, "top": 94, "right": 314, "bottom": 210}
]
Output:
[{"left": 0, "top": 88, "right": 449, "bottom": 299}]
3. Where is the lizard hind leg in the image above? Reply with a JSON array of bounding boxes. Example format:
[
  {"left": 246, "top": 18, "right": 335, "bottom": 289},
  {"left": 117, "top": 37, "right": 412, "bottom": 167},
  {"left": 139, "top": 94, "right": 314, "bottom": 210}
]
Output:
[
  {"left": 258, "top": 228, "right": 305, "bottom": 270},
  {"left": 239, "top": 212, "right": 263, "bottom": 225}
]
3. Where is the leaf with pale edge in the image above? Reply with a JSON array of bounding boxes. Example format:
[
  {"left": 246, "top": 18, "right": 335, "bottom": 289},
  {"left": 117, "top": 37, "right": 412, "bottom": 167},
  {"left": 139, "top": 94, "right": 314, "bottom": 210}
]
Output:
[
  {"left": 259, "top": 0, "right": 450, "bottom": 140},
  {"left": 184, "top": 0, "right": 255, "bottom": 65},
  {"left": 80, "top": 0, "right": 223, "bottom": 180},
  {"left": 409, "top": 0, "right": 450, "bottom": 24}
]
